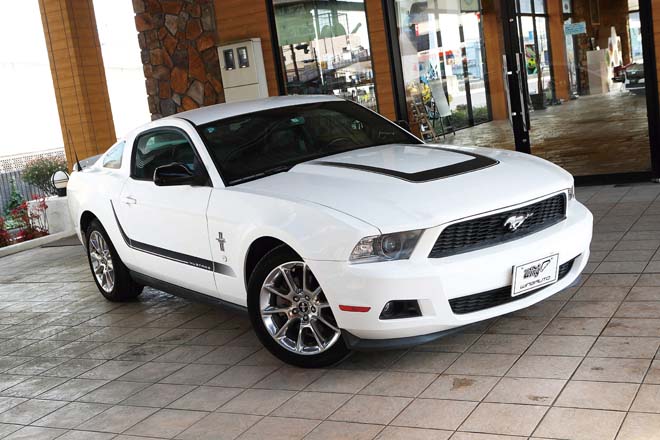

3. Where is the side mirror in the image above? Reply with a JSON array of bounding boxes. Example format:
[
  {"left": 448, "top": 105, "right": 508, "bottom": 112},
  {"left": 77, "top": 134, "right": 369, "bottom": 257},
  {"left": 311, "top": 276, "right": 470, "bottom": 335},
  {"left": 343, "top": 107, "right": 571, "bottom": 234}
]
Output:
[
  {"left": 396, "top": 119, "right": 411, "bottom": 131},
  {"left": 154, "top": 163, "right": 198, "bottom": 186}
]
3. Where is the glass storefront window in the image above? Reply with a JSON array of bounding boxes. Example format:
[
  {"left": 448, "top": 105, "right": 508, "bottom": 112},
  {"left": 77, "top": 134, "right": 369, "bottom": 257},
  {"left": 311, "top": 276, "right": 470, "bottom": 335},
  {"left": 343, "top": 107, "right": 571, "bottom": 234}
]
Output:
[
  {"left": 519, "top": 0, "right": 533, "bottom": 14},
  {"left": 395, "top": 0, "right": 490, "bottom": 137},
  {"left": 516, "top": 0, "right": 554, "bottom": 109},
  {"left": 629, "top": 11, "right": 643, "bottom": 63},
  {"left": 272, "top": 0, "right": 377, "bottom": 111},
  {"left": 533, "top": 0, "right": 545, "bottom": 13}
]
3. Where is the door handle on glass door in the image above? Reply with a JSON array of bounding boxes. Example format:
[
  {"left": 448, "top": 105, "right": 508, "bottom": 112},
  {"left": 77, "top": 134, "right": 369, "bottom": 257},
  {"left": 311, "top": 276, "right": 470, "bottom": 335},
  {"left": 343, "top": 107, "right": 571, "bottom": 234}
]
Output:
[{"left": 122, "top": 196, "right": 137, "bottom": 205}]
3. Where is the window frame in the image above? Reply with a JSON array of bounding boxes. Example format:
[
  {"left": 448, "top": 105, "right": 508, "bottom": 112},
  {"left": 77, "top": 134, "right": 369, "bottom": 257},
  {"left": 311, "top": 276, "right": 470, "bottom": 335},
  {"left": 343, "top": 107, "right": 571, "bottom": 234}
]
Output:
[
  {"left": 515, "top": 0, "right": 555, "bottom": 101},
  {"left": 130, "top": 126, "right": 210, "bottom": 185},
  {"left": 267, "top": 0, "right": 380, "bottom": 111}
]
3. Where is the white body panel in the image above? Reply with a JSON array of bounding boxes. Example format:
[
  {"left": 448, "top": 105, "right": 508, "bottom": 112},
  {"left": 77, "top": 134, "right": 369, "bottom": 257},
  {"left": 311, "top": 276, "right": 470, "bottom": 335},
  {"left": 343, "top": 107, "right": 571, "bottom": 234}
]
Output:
[
  {"left": 116, "top": 180, "right": 215, "bottom": 294},
  {"left": 68, "top": 96, "right": 593, "bottom": 342}
]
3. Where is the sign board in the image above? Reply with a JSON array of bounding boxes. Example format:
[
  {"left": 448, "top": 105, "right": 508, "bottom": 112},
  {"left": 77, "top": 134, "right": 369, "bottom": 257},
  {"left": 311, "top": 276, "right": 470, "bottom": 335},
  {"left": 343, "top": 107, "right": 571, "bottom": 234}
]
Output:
[
  {"left": 564, "top": 22, "right": 587, "bottom": 36},
  {"left": 562, "top": 0, "right": 572, "bottom": 13},
  {"left": 461, "top": 0, "right": 480, "bottom": 13}
]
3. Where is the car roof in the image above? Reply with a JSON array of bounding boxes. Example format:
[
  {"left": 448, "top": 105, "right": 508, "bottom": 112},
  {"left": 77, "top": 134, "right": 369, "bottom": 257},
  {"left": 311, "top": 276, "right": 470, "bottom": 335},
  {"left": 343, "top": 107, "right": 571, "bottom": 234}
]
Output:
[{"left": 168, "top": 95, "right": 344, "bottom": 126}]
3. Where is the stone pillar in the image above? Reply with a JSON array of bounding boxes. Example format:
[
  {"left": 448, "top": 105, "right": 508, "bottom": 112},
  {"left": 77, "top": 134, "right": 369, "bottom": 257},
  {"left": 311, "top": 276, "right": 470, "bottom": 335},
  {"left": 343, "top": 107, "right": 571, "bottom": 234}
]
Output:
[
  {"left": 38, "top": 0, "right": 117, "bottom": 167},
  {"left": 133, "top": 0, "right": 224, "bottom": 119}
]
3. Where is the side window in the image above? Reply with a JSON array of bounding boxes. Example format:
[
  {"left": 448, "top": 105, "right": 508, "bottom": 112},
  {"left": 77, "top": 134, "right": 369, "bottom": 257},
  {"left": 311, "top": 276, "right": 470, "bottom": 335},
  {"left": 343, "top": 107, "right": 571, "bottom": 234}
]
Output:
[
  {"left": 132, "top": 130, "right": 198, "bottom": 180},
  {"left": 103, "top": 141, "right": 125, "bottom": 169}
]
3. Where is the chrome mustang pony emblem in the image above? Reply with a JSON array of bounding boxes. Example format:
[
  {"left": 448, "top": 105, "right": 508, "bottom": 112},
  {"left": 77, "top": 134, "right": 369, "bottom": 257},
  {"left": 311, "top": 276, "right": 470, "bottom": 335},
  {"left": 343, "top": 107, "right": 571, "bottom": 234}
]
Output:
[
  {"left": 216, "top": 232, "right": 226, "bottom": 251},
  {"left": 504, "top": 213, "right": 534, "bottom": 232}
]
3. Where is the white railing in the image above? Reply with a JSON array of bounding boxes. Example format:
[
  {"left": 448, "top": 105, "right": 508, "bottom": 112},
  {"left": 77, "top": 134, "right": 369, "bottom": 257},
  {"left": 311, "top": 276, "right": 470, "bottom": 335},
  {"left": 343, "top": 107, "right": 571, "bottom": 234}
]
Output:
[{"left": 0, "top": 149, "right": 66, "bottom": 173}]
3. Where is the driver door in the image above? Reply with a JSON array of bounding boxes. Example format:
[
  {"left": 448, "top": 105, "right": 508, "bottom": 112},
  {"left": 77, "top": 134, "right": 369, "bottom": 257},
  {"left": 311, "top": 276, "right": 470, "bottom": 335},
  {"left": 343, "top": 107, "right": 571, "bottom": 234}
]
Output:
[{"left": 114, "top": 127, "right": 216, "bottom": 295}]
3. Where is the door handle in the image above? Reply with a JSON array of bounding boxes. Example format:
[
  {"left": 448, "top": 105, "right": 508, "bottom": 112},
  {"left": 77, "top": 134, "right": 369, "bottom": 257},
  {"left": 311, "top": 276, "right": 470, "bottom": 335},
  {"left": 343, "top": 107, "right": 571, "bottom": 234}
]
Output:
[
  {"left": 503, "top": 53, "right": 528, "bottom": 131},
  {"left": 121, "top": 196, "right": 137, "bottom": 205}
]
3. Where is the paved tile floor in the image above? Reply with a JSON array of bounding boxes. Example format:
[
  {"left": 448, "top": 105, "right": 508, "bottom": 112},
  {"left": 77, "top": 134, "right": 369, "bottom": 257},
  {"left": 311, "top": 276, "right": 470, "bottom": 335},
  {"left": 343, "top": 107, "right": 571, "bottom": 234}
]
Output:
[{"left": 0, "top": 184, "right": 660, "bottom": 439}]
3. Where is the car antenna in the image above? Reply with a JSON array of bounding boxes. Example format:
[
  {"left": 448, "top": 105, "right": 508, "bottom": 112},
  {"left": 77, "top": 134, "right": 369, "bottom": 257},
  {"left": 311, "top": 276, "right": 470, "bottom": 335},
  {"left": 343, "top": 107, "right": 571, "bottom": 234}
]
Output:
[{"left": 66, "top": 129, "right": 83, "bottom": 171}]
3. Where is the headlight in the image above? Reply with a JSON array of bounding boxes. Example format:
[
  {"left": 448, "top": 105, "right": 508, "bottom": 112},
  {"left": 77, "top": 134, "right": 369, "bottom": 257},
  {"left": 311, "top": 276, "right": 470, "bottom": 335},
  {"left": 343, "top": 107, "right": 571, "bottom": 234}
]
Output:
[{"left": 350, "top": 230, "right": 423, "bottom": 263}]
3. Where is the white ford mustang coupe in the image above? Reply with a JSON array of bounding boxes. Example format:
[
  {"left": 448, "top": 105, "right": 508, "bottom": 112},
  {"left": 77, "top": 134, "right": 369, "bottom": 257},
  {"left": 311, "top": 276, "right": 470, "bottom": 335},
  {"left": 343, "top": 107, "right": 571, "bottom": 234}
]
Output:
[{"left": 68, "top": 95, "right": 593, "bottom": 367}]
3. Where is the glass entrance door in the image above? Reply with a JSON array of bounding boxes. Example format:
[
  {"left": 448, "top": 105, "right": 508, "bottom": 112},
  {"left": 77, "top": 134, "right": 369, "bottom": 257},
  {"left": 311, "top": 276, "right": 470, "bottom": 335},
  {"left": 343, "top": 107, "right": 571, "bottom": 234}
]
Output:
[
  {"left": 391, "top": 0, "right": 525, "bottom": 151},
  {"left": 391, "top": 0, "right": 655, "bottom": 178},
  {"left": 523, "top": 0, "right": 652, "bottom": 176}
]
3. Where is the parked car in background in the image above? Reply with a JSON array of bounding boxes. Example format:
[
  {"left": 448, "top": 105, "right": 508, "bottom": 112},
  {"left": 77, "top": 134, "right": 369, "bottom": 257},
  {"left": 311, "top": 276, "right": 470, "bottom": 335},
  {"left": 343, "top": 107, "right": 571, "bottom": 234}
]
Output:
[
  {"left": 67, "top": 96, "right": 593, "bottom": 367},
  {"left": 626, "top": 63, "right": 646, "bottom": 95}
]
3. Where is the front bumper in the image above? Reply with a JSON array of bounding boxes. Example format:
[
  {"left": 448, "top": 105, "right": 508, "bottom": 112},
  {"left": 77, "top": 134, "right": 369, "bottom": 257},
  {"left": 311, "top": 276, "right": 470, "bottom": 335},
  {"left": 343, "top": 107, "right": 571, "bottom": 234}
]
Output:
[{"left": 309, "top": 199, "right": 593, "bottom": 343}]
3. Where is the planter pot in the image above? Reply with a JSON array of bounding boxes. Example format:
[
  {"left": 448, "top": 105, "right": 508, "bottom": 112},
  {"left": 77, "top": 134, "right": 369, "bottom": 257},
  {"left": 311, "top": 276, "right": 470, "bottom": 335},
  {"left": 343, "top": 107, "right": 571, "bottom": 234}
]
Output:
[
  {"left": 28, "top": 196, "right": 74, "bottom": 235},
  {"left": 530, "top": 94, "right": 546, "bottom": 110},
  {"left": 0, "top": 231, "right": 75, "bottom": 258}
]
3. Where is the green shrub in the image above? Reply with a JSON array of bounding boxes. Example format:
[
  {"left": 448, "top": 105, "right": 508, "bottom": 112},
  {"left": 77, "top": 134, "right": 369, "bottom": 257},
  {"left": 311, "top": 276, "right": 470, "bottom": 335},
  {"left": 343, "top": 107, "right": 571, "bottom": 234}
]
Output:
[
  {"left": 4, "top": 179, "right": 24, "bottom": 215},
  {"left": 0, "top": 217, "right": 10, "bottom": 248},
  {"left": 21, "top": 157, "right": 67, "bottom": 196}
]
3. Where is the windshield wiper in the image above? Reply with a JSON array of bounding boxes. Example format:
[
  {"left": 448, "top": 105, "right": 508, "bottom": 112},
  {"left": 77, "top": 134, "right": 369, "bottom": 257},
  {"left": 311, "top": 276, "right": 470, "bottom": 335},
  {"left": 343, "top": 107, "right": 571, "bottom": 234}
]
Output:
[{"left": 229, "top": 165, "right": 292, "bottom": 185}]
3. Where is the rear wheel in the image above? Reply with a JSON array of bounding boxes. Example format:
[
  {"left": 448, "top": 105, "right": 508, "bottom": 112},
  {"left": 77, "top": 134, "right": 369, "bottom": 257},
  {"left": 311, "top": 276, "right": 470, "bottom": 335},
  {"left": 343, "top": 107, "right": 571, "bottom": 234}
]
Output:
[
  {"left": 86, "top": 219, "right": 143, "bottom": 302},
  {"left": 247, "top": 246, "right": 349, "bottom": 368}
]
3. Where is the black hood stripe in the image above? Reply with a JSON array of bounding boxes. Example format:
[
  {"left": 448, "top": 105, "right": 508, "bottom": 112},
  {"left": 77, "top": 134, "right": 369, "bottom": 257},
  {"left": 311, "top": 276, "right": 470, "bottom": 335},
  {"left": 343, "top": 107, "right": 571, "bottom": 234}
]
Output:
[
  {"left": 313, "top": 146, "right": 498, "bottom": 183},
  {"left": 110, "top": 201, "right": 235, "bottom": 277}
]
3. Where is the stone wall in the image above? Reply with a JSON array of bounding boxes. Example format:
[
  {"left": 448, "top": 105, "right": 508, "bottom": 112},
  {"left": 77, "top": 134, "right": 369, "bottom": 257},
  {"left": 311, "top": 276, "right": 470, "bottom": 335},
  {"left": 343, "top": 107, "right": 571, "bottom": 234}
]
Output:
[{"left": 133, "top": 0, "right": 224, "bottom": 119}]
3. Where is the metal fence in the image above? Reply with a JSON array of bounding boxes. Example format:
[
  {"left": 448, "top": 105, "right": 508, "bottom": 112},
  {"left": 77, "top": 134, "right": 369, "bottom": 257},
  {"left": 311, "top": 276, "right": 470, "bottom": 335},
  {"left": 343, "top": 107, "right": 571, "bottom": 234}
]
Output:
[
  {"left": 0, "top": 149, "right": 65, "bottom": 214},
  {"left": 0, "top": 170, "right": 46, "bottom": 214}
]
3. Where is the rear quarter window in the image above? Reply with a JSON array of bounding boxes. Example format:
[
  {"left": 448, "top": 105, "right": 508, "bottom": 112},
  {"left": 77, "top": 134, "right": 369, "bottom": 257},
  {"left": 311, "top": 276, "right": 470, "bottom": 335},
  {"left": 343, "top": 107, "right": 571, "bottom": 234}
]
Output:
[{"left": 103, "top": 141, "right": 125, "bottom": 169}]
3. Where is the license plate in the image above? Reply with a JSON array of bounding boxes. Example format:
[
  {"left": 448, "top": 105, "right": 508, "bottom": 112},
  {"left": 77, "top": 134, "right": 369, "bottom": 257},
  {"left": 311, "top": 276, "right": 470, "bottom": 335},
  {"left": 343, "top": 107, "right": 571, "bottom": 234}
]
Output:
[{"left": 512, "top": 254, "right": 559, "bottom": 297}]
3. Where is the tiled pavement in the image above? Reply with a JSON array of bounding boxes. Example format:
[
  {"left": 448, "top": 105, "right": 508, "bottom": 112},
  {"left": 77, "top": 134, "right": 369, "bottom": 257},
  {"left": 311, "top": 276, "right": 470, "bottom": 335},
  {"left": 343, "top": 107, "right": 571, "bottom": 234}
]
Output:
[{"left": 0, "top": 185, "right": 660, "bottom": 439}]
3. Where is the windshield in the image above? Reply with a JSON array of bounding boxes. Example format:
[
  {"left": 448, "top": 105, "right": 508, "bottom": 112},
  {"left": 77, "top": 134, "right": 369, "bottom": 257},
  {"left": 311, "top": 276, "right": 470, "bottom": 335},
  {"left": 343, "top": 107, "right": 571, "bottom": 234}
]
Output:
[{"left": 197, "top": 101, "right": 421, "bottom": 185}]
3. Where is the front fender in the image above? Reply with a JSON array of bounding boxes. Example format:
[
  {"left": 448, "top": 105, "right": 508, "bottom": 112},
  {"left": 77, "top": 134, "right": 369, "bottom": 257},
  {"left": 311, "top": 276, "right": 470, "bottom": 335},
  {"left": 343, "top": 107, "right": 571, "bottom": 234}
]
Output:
[
  {"left": 208, "top": 188, "right": 380, "bottom": 263},
  {"left": 206, "top": 188, "right": 380, "bottom": 304}
]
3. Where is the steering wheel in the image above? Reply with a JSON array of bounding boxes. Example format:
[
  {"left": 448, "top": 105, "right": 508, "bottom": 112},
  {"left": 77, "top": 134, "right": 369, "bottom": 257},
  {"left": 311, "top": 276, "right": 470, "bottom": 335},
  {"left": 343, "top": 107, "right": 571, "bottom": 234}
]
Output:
[{"left": 326, "top": 137, "right": 354, "bottom": 148}]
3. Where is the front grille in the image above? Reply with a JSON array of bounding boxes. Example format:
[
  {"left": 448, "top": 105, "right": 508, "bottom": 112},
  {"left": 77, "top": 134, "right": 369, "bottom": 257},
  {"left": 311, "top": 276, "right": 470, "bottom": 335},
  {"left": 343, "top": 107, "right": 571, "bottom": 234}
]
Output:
[
  {"left": 429, "top": 194, "right": 567, "bottom": 258},
  {"left": 449, "top": 257, "right": 577, "bottom": 315}
]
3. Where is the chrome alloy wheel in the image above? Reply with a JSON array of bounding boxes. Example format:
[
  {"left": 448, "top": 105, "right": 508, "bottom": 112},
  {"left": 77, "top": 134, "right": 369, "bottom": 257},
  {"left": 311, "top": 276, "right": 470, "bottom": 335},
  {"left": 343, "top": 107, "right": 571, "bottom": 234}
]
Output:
[
  {"left": 89, "top": 231, "right": 115, "bottom": 293},
  {"left": 260, "top": 262, "right": 341, "bottom": 355}
]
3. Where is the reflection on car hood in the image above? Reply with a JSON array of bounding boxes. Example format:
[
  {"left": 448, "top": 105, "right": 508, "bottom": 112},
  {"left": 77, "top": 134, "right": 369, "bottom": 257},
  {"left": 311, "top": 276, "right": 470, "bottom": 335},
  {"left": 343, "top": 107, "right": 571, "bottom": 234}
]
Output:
[{"left": 235, "top": 144, "right": 573, "bottom": 232}]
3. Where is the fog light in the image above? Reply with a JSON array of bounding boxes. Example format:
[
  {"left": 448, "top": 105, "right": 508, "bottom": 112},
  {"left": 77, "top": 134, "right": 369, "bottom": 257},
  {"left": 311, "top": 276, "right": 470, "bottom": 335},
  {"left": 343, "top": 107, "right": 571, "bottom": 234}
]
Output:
[{"left": 380, "top": 300, "right": 422, "bottom": 320}]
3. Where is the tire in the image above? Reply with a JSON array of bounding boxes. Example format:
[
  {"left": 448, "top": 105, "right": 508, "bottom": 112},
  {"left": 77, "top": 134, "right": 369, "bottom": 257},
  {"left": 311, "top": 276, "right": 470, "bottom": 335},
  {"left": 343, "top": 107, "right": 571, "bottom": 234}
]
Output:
[
  {"left": 247, "top": 246, "right": 350, "bottom": 368},
  {"left": 86, "top": 219, "right": 143, "bottom": 302}
]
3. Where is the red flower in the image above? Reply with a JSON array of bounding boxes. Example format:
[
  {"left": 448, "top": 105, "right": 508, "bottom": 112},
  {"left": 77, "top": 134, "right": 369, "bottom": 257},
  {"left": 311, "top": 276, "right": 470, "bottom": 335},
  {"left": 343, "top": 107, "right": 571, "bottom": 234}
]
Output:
[{"left": 10, "top": 197, "right": 49, "bottom": 244}]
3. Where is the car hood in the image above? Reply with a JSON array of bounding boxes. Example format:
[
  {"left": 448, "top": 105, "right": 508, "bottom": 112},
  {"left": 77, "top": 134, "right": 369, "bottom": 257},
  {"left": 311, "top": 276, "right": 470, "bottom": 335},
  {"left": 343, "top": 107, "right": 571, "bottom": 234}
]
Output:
[{"left": 235, "top": 144, "right": 574, "bottom": 233}]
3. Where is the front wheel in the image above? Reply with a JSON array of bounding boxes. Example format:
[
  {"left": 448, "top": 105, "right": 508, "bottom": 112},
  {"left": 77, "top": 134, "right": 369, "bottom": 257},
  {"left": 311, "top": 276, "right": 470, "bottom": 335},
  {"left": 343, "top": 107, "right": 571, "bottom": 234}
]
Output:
[{"left": 247, "top": 246, "right": 350, "bottom": 368}]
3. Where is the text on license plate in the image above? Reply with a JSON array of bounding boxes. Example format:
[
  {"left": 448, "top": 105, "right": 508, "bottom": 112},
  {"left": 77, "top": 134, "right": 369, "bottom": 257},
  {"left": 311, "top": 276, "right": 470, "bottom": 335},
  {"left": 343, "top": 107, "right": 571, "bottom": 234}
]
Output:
[{"left": 512, "top": 254, "right": 559, "bottom": 297}]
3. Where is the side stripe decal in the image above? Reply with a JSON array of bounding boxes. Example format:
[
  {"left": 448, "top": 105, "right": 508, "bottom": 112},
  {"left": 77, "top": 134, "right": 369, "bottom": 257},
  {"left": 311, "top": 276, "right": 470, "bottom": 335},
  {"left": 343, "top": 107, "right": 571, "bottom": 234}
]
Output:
[
  {"left": 313, "top": 146, "right": 499, "bottom": 183},
  {"left": 110, "top": 201, "right": 236, "bottom": 277}
]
